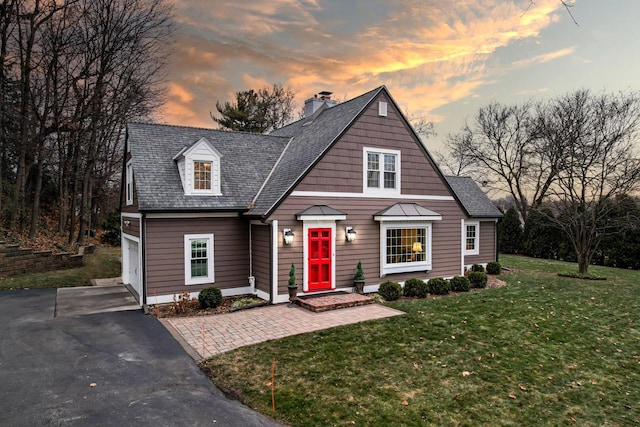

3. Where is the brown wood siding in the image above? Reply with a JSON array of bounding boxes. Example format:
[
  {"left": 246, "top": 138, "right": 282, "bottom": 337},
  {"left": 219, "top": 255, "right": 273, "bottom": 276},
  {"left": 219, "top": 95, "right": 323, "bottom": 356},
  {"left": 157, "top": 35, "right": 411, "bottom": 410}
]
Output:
[
  {"left": 121, "top": 217, "right": 140, "bottom": 238},
  {"left": 271, "top": 196, "right": 465, "bottom": 295},
  {"left": 251, "top": 223, "right": 271, "bottom": 294},
  {"left": 144, "top": 217, "right": 249, "bottom": 296},
  {"left": 465, "top": 221, "right": 497, "bottom": 265},
  {"left": 295, "top": 92, "right": 451, "bottom": 197}
]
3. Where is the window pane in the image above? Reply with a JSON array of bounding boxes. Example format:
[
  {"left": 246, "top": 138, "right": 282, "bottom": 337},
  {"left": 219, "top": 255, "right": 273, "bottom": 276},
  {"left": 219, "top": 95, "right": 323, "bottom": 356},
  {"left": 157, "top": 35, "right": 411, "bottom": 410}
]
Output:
[
  {"left": 383, "top": 155, "right": 396, "bottom": 189},
  {"left": 194, "top": 161, "right": 211, "bottom": 190},
  {"left": 384, "top": 155, "right": 395, "bottom": 172},
  {"left": 384, "top": 171, "right": 396, "bottom": 189},
  {"left": 367, "top": 171, "right": 379, "bottom": 188},
  {"left": 367, "top": 153, "right": 379, "bottom": 188},
  {"left": 386, "top": 228, "right": 426, "bottom": 264}
]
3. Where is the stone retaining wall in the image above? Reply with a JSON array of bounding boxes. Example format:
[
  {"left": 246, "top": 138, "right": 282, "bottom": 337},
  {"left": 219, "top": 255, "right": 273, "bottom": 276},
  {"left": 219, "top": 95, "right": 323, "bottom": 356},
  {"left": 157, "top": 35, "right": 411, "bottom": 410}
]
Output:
[{"left": 0, "top": 242, "right": 95, "bottom": 277}]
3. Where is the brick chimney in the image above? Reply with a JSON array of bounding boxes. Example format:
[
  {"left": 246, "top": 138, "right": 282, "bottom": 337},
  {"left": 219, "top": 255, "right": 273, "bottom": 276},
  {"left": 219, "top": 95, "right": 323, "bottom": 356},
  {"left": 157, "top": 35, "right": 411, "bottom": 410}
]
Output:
[{"left": 304, "top": 91, "right": 337, "bottom": 117}]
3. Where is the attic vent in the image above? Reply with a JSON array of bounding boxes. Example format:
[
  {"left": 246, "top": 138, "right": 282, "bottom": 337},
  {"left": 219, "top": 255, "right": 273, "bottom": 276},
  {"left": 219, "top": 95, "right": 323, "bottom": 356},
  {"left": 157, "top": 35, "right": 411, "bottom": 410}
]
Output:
[{"left": 378, "top": 101, "right": 387, "bottom": 117}]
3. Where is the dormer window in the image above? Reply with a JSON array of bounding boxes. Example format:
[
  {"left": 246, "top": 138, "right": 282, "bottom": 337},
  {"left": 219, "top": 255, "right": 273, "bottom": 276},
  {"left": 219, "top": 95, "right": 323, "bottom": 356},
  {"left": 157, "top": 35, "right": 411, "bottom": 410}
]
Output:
[
  {"left": 194, "top": 161, "right": 212, "bottom": 191},
  {"left": 174, "top": 137, "right": 222, "bottom": 196}
]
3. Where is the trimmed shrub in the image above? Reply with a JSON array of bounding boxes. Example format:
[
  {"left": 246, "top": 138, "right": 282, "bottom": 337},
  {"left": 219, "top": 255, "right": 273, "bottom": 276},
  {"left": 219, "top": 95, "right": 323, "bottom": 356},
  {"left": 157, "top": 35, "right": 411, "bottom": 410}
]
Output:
[
  {"left": 450, "top": 275, "right": 471, "bottom": 292},
  {"left": 198, "top": 287, "right": 222, "bottom": 309},
  {"left": 471, "top": 263, "right": 485, "bottom": 273},
  {"left": 468, "top": 271, "right": 488, "bottom": 289},
  {"left": 403, "top": 278, "right": 428, "bottom": 298},
  {"left": 378, "top": 281, "right": 402, "bottom": 301},
  {"left": 486, "top": 261, "right": 502, "bottom": 275},
  {"left": 427, "top": 277, "right": 450, "bottom": 295}
]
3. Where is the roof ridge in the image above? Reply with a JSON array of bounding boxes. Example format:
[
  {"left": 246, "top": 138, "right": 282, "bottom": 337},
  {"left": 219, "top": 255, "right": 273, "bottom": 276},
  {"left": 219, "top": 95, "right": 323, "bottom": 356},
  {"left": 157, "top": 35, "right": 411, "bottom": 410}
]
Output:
[
  {"left": 128, "top": 121, "right": 291, "bottom": 140},
  {"left": 269, "top": 85, "right": 386, "bottom": 133}
]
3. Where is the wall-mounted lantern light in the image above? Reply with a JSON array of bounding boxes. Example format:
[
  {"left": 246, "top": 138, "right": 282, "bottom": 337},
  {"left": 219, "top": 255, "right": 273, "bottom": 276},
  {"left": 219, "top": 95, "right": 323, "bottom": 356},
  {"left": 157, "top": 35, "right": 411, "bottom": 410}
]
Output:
[
  {"left": 123, "top": 220, "right": 131, "bottom": 227},
  {"left": 283, "top": 228, "right": 294, "bottom": 245},
  {"left": 345, "top": 226, "right": 356, "bottom": 242}
]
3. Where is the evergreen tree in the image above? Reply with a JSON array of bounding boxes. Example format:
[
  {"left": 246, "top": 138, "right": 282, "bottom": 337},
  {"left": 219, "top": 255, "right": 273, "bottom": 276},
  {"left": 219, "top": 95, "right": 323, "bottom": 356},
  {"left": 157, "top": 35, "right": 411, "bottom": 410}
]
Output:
[
  {"left": 498, "top": 207, "right": 522, "bottom": 254},
  {"left": 212, "top": 84, "right": 296, "bottom": 133}
]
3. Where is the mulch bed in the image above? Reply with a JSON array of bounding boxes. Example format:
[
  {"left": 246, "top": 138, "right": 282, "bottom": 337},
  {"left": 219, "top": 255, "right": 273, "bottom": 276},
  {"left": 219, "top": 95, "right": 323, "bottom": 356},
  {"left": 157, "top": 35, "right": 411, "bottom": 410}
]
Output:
[
  {"left": 150, "top": 295, "right": 263, "bottom": 318},
  {"left": 152, "top": 274, "right": 508, "bottom": 318}
]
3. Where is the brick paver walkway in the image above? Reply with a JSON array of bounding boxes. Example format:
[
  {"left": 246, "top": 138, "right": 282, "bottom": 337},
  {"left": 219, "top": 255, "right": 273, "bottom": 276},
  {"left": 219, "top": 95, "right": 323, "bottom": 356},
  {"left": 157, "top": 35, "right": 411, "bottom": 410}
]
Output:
[{"left": 164, "top": 304, "right": 404, "bottom": 360}]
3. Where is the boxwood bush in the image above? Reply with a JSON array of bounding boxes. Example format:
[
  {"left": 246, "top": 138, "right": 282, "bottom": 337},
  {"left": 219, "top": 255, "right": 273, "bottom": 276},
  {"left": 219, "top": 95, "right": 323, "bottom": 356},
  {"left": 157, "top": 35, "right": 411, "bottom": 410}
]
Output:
[
  {"left": 486, "top": 261, "right": 502, "bottom": 275},
  {"left": 378, "top": 281, "right": 402, "bottom": 301},
  {"left": 468, "top": 271, "right": 488, "bottom": 288},
  {"left": 471, "top": 263, "right": 485, "bottom": 273},
  {"left": 427, "top": 277, "right": 450, "bottom": 295},
  {"left": 403, "top": 278, "right": 428, "bottom": 298},
  {"left": 198, "top": 287, "right": 223, "bottom": 308},
  {"left": 449, "top": 275, "right": 471, "bottom": 292}
]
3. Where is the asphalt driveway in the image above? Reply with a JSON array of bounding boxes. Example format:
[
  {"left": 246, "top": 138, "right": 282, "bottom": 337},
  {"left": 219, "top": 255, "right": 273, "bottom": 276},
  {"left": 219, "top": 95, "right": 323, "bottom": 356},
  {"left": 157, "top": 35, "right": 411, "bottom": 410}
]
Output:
[{"left": 0, "top": 289, "right": 281, "bottom": 427}]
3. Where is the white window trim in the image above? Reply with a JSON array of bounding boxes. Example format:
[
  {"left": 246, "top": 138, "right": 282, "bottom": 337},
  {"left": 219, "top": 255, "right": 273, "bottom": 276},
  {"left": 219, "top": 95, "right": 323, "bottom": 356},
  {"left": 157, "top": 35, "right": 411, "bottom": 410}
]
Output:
[
  {"left": 184, "top": 234, "right": 215, "bottom": 285},
  {"left": 191, "top": 159, "right": 217, "bottom": 194},
  {"left": 379, "top": 221, "right": 432, "bottom": 275},
  {"left": 363, "top": 147, "right": 401, "bottom": 196},
  {"left": 464, "top": 221, "right": 480, "bottom": 256},
  {"left": 125, "top": 161, "right": 133, "bottom": 206}
]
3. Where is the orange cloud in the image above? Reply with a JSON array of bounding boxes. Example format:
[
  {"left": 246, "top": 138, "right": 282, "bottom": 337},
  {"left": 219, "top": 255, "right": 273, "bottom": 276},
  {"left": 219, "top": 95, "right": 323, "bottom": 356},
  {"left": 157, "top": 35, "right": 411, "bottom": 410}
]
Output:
[{"left": 162, "top": 0, "right": 570, "bottom": 134}]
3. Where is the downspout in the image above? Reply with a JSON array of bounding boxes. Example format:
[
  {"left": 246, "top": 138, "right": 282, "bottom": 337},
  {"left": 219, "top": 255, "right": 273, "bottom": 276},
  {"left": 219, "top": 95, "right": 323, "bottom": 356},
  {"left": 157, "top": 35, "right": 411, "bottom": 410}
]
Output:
[
  {"left": 248, "top": 222, "right": 255, "bottom": 294},
  {"left": 141, "top": 212, "right": 147, "bottom": 307}
]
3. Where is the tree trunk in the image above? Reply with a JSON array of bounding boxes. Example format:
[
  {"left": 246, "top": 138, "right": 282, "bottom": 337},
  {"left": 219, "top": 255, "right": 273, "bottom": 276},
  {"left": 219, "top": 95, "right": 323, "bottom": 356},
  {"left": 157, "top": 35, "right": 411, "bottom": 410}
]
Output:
[
  {"left": 29, "top": 158, "right": 43, "bottom": 238},
  {"left": 578, "top": 255, "right": 589, "bottom": 275}
]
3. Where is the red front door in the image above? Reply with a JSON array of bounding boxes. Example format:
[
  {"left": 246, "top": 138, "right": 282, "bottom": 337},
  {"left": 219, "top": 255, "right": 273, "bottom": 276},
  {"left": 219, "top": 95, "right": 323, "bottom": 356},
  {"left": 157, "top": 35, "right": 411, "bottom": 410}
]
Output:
[{"left": 308, "top": 228, "right": 332, "bottom": 291}]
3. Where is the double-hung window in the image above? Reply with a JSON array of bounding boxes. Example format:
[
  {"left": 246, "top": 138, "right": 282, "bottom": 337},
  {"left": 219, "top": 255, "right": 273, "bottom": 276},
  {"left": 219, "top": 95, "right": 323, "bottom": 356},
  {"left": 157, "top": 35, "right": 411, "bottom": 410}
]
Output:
[
  {"left": 464, "top": 221, "right": 479, "bottom": 255},
  {"left": 380, "top": 222, "right": 432, "bottom": 274},
  {"left": 364, "top": 147, "right": 400, "bottom": 195},
  {"left": 184, "top": 234, "right": 215, "bottom": 285}
]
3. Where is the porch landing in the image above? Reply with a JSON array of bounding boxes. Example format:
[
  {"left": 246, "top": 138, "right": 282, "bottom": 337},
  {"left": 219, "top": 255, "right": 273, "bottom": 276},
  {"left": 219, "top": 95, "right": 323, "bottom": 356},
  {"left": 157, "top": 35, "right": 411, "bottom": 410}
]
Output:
[{"left": 295, "top": 291, "right": 374, "bottom": 312}]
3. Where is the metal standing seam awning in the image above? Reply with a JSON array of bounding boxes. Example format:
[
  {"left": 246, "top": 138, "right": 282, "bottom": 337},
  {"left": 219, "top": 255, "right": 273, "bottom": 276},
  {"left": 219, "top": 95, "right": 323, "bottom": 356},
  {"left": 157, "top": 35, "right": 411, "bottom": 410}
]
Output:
[
  {"left": 296, "top": 205, "right": 347, "bottom": 221},
  {"left": 373, "top": 203, "right": 442, "bottom": 221}
]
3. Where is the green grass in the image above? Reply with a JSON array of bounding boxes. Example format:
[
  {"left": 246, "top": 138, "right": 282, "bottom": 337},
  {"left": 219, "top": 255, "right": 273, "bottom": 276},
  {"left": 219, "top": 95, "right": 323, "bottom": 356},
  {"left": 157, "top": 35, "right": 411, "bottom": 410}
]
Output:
[
  {"left": 0, "top": 246, "right": 121, "bottom": 290},
  {"left": 204, "top": 254, "right": 640, "bottom": 426}
]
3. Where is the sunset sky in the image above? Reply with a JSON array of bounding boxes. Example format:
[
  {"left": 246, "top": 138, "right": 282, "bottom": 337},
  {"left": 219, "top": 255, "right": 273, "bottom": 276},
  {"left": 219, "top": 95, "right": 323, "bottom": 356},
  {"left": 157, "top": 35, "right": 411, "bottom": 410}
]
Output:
[{"left": 161, "top": 0, "right": 640, "bottom": 152}]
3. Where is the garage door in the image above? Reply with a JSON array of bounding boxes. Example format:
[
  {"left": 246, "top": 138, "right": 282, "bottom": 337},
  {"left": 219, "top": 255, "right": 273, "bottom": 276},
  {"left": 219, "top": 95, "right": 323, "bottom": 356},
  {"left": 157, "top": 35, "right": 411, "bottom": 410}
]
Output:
[{"left": 125, "top": 239, "right": 142, "bottom": 302}]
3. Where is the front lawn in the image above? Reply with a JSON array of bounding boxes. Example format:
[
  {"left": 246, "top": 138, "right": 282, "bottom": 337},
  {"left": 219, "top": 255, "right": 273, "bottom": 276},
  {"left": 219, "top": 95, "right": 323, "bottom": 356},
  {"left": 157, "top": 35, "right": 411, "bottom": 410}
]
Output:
[
  {"left": 204, "top": 255, "right": 640, "bottom": 426},
  {"left": 0, "top": 246, "right": 121, "bottom": 290}
]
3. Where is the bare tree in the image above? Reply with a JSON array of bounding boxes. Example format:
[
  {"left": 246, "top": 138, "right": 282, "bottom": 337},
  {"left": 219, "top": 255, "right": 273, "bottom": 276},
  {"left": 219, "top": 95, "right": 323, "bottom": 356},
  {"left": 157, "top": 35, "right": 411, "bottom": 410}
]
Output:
[
  {"left": 0, "top": 0, "right": 173, "bottom": 245},
  {"left": 542, "top": 90, "right": 640, "bottom": 274},
  {"left": 443, "top": 101, "right": 563, "bottom": 222}
]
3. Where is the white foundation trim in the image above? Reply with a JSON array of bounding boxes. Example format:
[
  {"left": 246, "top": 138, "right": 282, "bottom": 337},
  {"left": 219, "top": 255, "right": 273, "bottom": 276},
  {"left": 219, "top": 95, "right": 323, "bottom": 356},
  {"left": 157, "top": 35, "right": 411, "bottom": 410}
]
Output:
[
  {"left": 147, "top": 286, "right": 256, "bottom": 305},
  {"left": 255, "top": 289, "right": 270, "bottom": 301}
]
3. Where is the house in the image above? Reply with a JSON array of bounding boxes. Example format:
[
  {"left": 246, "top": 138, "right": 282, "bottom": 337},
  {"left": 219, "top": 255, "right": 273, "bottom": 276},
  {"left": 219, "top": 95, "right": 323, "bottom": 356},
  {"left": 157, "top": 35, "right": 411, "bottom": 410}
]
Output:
[{"left": 120, "top": 86, "right": 502, "bottom": 306}]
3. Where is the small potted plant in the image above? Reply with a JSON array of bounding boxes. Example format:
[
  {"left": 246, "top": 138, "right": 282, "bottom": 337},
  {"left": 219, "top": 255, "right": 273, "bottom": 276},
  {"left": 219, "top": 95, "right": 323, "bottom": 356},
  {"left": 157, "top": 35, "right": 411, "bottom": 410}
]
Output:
[
  {"left": 354, "top": 260, "right": 365, "bottom": 294},
  {"left": 287, "top": 264, "right": 298, "bottom": 305}
]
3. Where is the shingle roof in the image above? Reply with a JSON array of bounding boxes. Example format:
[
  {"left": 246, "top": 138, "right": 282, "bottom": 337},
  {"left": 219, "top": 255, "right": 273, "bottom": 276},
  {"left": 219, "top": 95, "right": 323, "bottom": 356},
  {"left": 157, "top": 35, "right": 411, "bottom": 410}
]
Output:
[
  {"left": 248, "top": 86, "right": 384, "bottom": 215},
  {"left": 127, "top": 123, "right": 289, "bottom": 211},
  {"left": 445, "top": 176, "right": 503, "bottom": 218}
]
